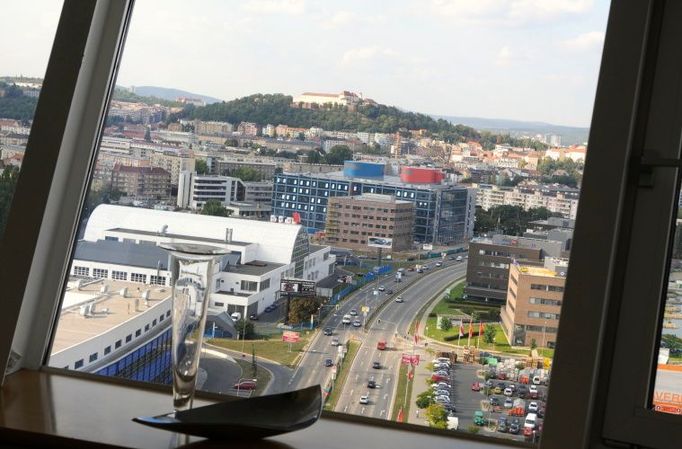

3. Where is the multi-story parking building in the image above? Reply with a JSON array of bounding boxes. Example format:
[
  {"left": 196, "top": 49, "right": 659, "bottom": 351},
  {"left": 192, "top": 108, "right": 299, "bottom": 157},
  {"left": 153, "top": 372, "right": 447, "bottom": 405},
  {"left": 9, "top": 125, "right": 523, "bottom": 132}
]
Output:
[
  {"left": 500, "top": 259, "right": 567, "bottom": 348},
  {"left": 325, "top": 194, "right": 414, "bottom": 252},
  {"left": 272, "top": 162, "right": 476, "bottom": 244}
]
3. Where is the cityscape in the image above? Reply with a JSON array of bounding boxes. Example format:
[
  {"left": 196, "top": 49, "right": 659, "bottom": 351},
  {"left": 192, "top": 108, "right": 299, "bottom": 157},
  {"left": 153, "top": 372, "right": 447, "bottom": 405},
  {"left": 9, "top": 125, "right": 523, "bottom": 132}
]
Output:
[{"left": 1, "top": 73, "right": 680, "bottom": 444}]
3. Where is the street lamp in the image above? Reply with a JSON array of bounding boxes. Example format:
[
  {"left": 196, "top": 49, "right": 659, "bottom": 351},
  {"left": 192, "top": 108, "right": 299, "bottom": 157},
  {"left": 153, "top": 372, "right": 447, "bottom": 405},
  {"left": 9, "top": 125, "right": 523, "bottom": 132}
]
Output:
[{"left": 541, "top": 320, "right": 547, "bottom": 352}]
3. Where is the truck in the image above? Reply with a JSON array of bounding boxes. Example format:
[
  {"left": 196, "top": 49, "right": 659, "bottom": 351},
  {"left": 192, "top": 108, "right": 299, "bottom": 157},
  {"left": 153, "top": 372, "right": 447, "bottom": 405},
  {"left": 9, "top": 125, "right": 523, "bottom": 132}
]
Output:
[{"left": 377, "top": 340, "right": 387, "bottom": 350}]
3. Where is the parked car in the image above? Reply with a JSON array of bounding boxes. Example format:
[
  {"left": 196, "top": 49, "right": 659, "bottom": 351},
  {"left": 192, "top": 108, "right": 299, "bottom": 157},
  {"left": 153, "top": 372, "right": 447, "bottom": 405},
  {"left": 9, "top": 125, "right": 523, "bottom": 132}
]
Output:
[
  {"left": 434, "top": 396, "right": 451, "bottom": 404},
  {"left": 504, "top": 387, "right": 514, "bottom": 397},
  {"left": 264, "top": 306, "right": 273, "bottom": 312},
  {"left": 434, "top": 382, "right": 451, "bottom": 390},
  {"left": 435, "top": 370, "right": 449, "bottom": 377},
  {"left": 509, "top": 419, "right": 521, "bottom": 434},
  {"left": 528, "top": 401, "right": 539, "bottom": 413},
  {"left": 498, "top": 416, "right": 508, "bottom": 433},
  {"left": 490, "top": 396, "right": 501, "bottom": 407},
  {"left": 233, "top": 379, "right": 257, "bottom": 390},
  {"left": 248, "top": 314, "right": 258, "bottom": 320},
  {"left": 431, "top": 374, "right": 448, "bottom": 382},
  {"left": 323, "top": 327, "right": 333, "bottom": 336},
  {"left": 504, "top": 398, "right": 514, "bottom": 408},
  {"left": 324, "top": 358, "right": 333, "bottom": 367},
  {"left": 471, "top": 382, "right": 481, "bottom": 391},
  {"left": 473, "top": 411, "right": 486, "bottom": 426},
  {"left": 493, "top": 386, "right": 503, "bottom": 394},
  {"left": 529, "top": 385, "right": 539, "bottom": 399},
  {"left": 435, "top": 389, "right": 450, "bottom": 397}
]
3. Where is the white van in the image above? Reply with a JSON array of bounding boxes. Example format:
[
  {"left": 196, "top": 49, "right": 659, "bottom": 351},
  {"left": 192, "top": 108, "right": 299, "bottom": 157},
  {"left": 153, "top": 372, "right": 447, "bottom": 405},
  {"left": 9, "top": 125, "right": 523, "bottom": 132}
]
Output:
[
  {"left": 524, "top": 413, "right": 537, "bottom": 429},
  {"left": 230, "top": 312, "right": 242, "bottom": 321}
]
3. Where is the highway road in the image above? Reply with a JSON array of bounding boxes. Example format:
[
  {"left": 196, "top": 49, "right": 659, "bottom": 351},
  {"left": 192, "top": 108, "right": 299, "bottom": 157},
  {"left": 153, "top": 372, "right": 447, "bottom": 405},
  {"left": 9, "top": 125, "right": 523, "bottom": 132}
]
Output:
[
  {"left": 334, "top": 263, "right": 467, "bottom": 419},
  {"left": 287, "top": 260, "right": 465, "bottom": 393}
]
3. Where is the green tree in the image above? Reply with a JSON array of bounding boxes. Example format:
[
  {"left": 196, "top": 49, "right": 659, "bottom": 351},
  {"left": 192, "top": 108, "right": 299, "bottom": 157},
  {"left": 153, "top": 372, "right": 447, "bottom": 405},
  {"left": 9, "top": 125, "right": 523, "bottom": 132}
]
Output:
[
  {"left": 440, "top": 316, "right": 452, "bottom": 331},
  {"left": 287, "top": 296, "right": 322, "bottom": 324},
  {"left": 425, "top": 404, "right": 448, "bottom": 429},
  {"left": 307, "top": 150, "right": 324, "bottom": 164},
  {"left": 144, "top": 126, "right": 151, "bottom": 141},
  {"left": 231, "top": 167, "right": 262, "bottom": 181},
  {"left": 200, "top": 200, "right": 231, "bottom": 217},
  {"left": 661, "top": 334, "right": 682, "bottom": 356},
  {"left": 416, "top": 391, "right": 434, "bottom": 409},
  {"left": 235, "top": 319, "right": 255, "bottom": 339},
  {"left": 483, "top": 325, "right": 497, "bottom": 345},
  {"left": 81, "top": 187, "right": 124, "bottom": 219},
  {"left": 195, "top": 159, "right": 209, "bottom": 175},
  {"left": 251, "top": 344, "right": 258, "bottom": 377},
  {"left": 530, "top": 338, "right": 538, "bottom": 350},
  {"left": 325, "top": 145, "right": 353, "bottom": 165}
]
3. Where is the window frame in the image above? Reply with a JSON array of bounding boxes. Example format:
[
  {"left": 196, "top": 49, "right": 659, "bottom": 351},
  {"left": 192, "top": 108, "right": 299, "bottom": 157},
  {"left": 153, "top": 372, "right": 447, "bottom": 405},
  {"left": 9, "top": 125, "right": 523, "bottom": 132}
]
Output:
[{"left": 0, "top": 1, "right": 675, "bottom": 449}]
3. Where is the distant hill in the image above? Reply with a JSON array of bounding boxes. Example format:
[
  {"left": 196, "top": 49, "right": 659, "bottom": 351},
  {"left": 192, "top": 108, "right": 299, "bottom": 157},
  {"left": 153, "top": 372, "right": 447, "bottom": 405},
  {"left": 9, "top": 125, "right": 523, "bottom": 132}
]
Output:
[
  {"left": 436, "top": 115, "right": 589, "bottom": 145},
  {"left": 129, "top": 86, "right": 222, "bottom": 105}
]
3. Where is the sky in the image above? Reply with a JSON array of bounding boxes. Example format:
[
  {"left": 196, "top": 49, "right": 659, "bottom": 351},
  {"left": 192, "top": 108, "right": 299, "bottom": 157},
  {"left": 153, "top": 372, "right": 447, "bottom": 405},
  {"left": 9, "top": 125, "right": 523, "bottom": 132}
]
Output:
[{"left": 0, "top": 0, "right": 611, "bottom": 127}]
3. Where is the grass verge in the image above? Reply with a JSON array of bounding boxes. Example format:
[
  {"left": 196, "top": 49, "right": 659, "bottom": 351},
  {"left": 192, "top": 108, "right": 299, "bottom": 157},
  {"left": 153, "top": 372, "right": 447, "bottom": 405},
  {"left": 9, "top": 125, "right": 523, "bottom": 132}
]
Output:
[
  {"left": 391, "top": 362, "right": 414, "bottom": 421},
  {"left": 324, "top": 340, "right": 360, "bottom": 410},
  {"left": 207, "top": 336, "right": 309, "bottom": 368}
]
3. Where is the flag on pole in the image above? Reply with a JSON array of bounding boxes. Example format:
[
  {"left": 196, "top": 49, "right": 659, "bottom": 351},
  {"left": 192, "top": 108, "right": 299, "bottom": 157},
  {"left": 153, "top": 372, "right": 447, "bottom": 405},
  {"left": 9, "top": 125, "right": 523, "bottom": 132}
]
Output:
[
  {"left": 397, "top": 407, "right": 404, "bottom": 423},
  {"left": 414, "top": 333, "right": 419, "bottom": 345},
  {"left": 459, "top": 323, "right": 464, "bottom": 338},
  {"left": 467, "top": 319, "right": 473, "bottom": 347},
  {"left": 479, "top": 321, "right": 484, "bottom": 336}
]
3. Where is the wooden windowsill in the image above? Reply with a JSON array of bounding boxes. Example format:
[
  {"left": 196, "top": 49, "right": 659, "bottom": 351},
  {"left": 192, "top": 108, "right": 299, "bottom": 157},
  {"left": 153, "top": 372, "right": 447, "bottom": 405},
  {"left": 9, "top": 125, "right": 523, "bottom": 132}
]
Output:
[{"left": 0, "top": 370, "right": 519, "bottom": 449}]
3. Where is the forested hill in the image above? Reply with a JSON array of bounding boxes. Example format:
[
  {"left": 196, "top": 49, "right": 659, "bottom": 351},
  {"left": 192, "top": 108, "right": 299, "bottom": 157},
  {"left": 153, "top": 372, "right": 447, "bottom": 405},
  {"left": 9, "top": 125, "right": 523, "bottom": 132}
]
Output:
[{"left": 182, "top": 93, "right": 482, "bottom": 142}]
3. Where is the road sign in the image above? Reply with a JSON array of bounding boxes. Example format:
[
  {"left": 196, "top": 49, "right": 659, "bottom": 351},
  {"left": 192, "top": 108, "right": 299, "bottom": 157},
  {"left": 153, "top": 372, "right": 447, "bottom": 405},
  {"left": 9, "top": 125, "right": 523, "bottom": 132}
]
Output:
[
  {"left": 282, "top": 331, "right": 300, "bottom": 342},
  {"left": 401, "top": 353, "right": 420, "bottom": 365},
  {"left": 280, "top": 279, "right": 316, "bottom": 296},
  {"left": 361, "top": 306, "right": 369, "bottom": 313}
]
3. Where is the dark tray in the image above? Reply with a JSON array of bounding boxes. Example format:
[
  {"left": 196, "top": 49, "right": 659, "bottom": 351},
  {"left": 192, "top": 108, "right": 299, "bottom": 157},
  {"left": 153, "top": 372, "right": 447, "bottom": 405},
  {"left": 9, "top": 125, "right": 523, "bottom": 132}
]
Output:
[{"left": 133, "top": 385, "right": 322, "bottom": 440}]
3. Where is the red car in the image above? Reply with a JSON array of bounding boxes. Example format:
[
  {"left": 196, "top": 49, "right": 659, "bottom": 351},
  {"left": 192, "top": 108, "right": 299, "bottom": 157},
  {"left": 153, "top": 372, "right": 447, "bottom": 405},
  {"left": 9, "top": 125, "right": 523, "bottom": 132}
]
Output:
[
  {"left": 431, "top": 374, "right": 448, "bottom": 382},
  {"left": 471, "top": 382, "right": 481, "bottom": 391},
  {"left": 233, "top": 379, "right": 257, "bottom": 390}
]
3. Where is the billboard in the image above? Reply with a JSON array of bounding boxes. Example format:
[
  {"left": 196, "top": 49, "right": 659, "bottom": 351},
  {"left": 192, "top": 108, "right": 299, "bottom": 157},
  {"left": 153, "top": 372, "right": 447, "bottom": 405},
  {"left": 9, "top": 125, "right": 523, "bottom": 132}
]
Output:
[
  {"left": 282, "top": 331, "right": 300, "bottom": 342},
  {"left": 280, "top": 279, "right": 316, "bottom": 296},
  {"left": 422, "top": 243, "right": 434, "bottom": 251},
  {"left": 368, "top": 236, "right": 393, "bottom": 249}
]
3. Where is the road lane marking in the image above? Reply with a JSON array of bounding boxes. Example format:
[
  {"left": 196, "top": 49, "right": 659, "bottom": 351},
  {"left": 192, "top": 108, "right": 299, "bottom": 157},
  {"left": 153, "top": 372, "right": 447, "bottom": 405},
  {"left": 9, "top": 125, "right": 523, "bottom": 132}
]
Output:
[
  {"left": 344, "top": 405, "right": 348, "bottom": 413},
  {"left": 380, "top": 409, "right": 385, "bottom": 416}
]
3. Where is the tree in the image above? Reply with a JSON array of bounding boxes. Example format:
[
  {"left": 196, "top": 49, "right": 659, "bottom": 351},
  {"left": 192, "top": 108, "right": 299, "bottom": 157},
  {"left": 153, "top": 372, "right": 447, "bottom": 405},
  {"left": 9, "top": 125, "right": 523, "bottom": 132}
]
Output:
[
  {"left": 307, "top": 150, "right": 324, "bottom": 164},
  {"left": 235, "top": 319, "right": 255, "bottom": 339},
  {"left": 661, "top": 334, "right": 682, "bottom": 355},
  {"left": 251, "top": 344, "right": 258, "bottom": 377},
  {"left": 144, "top": 126, "right": 151, "bottom": 141},
  {"left": 324, "top": 145, "right": 353, "bottom": 165},
  {"left": 195, "top": 159, "right": 209, "bottom": 175},
  {"left": 0, "top": 166, "right": 20, "bottom": 236},
  {"left": 530, "top": 338, "right": 538, "bottom": 350},
  {"left": 200, "top": 200, "right": 231, "bottom": 217},
  {"left": 416, "top": 391, "right": 434, "bottom": 409},
  {"left": 483, "top": 325, "right": 497, "bottom": 345},
  {"left": 425, "top": 404, "right": 448, "bottom": 429},
  {"left": 287, "top": 296, "right": 322, "bottom": 324},
  {"left": 440, "top": 316, "right": 452, "bottom": 331},
  {"left": 231, "top": 167, "right": 262, "bottom": 181}
]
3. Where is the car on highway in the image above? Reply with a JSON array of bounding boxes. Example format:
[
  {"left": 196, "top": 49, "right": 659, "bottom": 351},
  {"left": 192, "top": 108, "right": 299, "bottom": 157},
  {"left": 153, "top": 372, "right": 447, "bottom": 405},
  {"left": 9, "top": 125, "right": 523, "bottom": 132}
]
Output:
[
  {"left": 331, "top": 337, "right": 340, "bottom": 346},
  {"left": 323, "top": 327, "right": 333, "bottom": 336},
  {"left": 435, "top": 262, "right": 442, "bottom": 267},
  {"left": 352, "top": 320, "right": 362, "bottom": 327},
  {"left": 377, "top": 340, "right": 387, "bottom": 350},
  {"left": 233, "top": 379, "right": 257, "bottom": 390},
  {"left": 471, "top": 382, "right": 481, "bottom": 391},
  {"left": 342, "top": 315, "right": 352, "bottom": 324},
  {"left": 264, "top": 306, "right": 273, "bottom": 312},
  {"left": 386, "top": 289, "right": 394, "bottom": 294},
  {"left": 372, "top": 361, "right": 381, "bottom": 369},
  {"left": 349, "top": 309, "right": 358, "bottom": 316},
  {"left": 395, "top": 296, "right": 404, "bottom": 303},
  {"left": 378, "top": 285, "right": 386, "bottom": 292},
  {"left": 368, "top": 379, "right": 377, "bottom": 389},
  {"left": 456, "top": 256, "right": 463, "bottom": 262},
  {"left": 416, "top": 269, "right": 424, "bottom": 273},
  {"left": 359, "top": 395, "right": 369, "bottom": 405},
  {"left": 528, "top": 401, "right": 539, "bottom": 413},
  {"left": 324, "top": 358, "right": 333, "bottom": 367}
]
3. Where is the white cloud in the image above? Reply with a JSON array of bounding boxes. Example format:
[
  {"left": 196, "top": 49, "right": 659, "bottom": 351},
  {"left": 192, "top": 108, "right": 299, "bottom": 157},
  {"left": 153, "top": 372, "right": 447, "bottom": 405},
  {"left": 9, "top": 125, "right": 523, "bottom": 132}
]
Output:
[
  {"left": 561, "top": 31, "right": 605, "bottom": 51},
  {"left": 430, "top": 0, "right": 594, "bottom": 24},
  {"left": 496, "top": 46, "right": 514, "bottom": 67},
  {"left": 340, "top": 46, "right": 398, "bottom": 66},
  {"left": 241, "top": 0, "right": 306, "bottom": 15},
  {"left": 322, "top": 11, "right": 356, "bottom": 28}
]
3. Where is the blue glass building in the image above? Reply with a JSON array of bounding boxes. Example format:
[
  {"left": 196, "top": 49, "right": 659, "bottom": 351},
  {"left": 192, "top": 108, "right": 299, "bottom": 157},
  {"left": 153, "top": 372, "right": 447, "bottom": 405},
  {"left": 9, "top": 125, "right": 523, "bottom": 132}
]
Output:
[{"left": 272, "top": 163, "right": 475, "bottom": 244}]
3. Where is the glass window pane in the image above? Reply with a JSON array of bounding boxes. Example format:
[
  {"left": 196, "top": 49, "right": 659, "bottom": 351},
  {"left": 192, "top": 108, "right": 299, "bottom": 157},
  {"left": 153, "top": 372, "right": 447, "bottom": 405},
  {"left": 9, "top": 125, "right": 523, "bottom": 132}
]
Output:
[
  {"left": 45, "top": 0, "right": 611, "bottom": 445},
  {"left": 0, "top": 1, "right": 62, "bottom": 239},
  {"left": 653, "top": 203, "right": 682, "bottom": 416}
]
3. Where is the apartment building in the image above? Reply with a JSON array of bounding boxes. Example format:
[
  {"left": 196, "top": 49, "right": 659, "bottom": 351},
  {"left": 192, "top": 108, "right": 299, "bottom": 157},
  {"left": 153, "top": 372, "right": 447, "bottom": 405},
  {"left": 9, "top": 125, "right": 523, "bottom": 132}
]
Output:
[
  {"left": 149, "top": 150, "right": 195, "bottom": 186},
  {"left": 111, "top": 165, "right": 171, "bottom": 199},
  {"left": 325, "top": 194, "right": 414, "bottom": 252},
  {"left": 475, "top": 183, "right": 580, "bottom": 219},
  {"left": 501, "top": 259, "right": 568, "bottom": 348}
]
